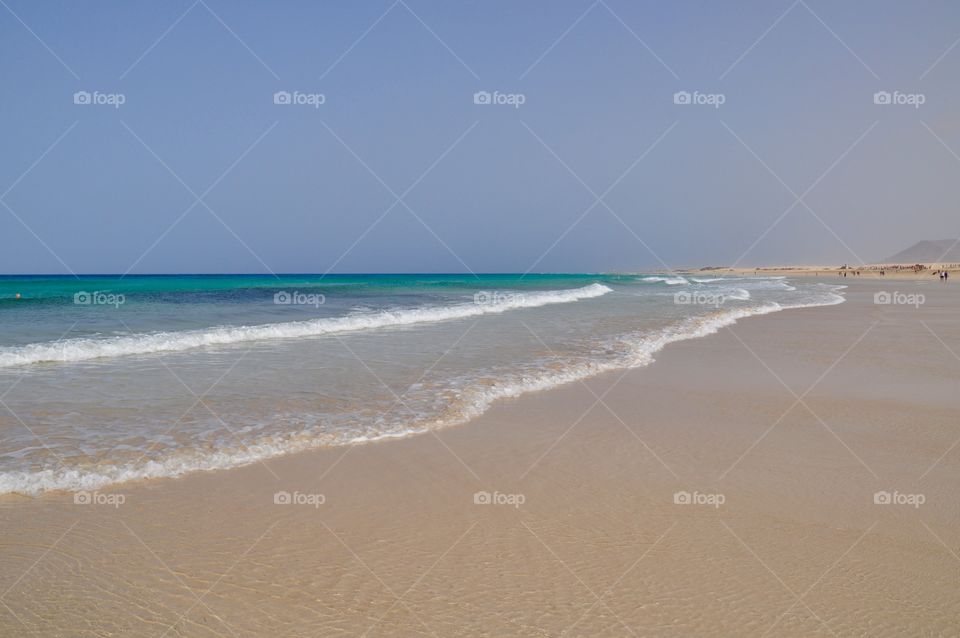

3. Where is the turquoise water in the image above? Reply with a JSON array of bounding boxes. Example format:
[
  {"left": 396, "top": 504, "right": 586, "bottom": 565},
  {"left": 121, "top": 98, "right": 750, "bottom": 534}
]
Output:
[
  {"left": 0, "top": 274, "right": 627, "bottom": 346},
  {"left": 0, "top": 273, "right": 844, "bottom": 494}
]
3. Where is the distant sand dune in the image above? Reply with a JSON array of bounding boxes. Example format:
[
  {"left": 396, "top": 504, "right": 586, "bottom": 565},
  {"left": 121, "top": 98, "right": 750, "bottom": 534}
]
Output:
[{"left": 883, "top": 239, "right": 960, "bottom": 264}]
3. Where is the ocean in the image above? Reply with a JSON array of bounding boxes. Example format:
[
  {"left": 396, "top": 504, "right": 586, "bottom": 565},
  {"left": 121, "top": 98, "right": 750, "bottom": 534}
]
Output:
[{"left": 0, "top": 273, "right": 845, "bottom": 495}]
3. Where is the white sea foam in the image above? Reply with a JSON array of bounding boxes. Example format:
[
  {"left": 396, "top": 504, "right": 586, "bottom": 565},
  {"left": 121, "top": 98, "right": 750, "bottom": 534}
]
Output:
[
  {"left": 0, "top": 283, "right": 612, "bottom": 368},
  {"left": 642, "top": 276, "right": 689, "bottom": 285},
  {"left": 723, "top": 288, "right": 751, "bottom": 301},
  {"left": 0, "top": 285, "right": 845, "bottom": 496}
]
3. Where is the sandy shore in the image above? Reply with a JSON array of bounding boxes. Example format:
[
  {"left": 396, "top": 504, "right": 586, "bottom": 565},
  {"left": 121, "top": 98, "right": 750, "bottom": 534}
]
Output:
[
  {"left": 691, "top": 265, "right": 960, "bottom": 280},
  {"left": 1, "top": 278, "right": 958, "bottom": 636}
]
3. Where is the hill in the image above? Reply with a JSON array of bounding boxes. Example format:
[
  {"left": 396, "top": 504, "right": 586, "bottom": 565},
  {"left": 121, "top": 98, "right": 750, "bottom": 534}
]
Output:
[{"left": 882, "top": 239, "right": 960, "bottom": 264}]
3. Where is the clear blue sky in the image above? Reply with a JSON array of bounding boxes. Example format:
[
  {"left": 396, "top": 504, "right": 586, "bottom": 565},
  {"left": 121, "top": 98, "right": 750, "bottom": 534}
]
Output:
[{"left": 1, "top": 0, "right": 959, "bottom": 273}]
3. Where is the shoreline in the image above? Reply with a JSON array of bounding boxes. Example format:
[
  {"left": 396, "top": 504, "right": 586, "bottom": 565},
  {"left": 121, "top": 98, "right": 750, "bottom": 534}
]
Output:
[
  {"left": 1, "top": 282, "right": 844, "bottom": 498},
  {"left": 682, "top": 264, "right": 960, "bottom": 280},
  {"left": 1, "top": 278, "right": 958, "bottom": 635}
]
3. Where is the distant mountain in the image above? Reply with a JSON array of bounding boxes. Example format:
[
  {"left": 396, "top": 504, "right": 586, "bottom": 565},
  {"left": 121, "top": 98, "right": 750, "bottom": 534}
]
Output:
[{"left": 882, "top": 239, "right": 960, "bottom": 264}]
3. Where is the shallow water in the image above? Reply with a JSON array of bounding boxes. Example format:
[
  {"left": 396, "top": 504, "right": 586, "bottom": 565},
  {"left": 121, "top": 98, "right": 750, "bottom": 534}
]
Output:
[{"left": 0, "top": 273, "right": 844, "bottom": 494}]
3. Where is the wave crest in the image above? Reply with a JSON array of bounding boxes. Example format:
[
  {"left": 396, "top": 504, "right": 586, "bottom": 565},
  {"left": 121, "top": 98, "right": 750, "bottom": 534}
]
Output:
[
  {"left": 0, "top": 284, "right": 612, "bottom": 368},
  {"left": 642, "top": 276, "right": 689, "bottom": 285}
]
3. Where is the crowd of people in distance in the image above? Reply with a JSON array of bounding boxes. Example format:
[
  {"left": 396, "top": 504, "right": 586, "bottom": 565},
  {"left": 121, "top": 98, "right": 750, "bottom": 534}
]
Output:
[{"left": 838, "top": 263, "right": 958, "bottom": 279}]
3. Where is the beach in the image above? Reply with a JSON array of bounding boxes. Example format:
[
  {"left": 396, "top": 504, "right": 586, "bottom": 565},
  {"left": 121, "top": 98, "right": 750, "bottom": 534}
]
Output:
[
  {"left": 703, "top": 265, "right": 960, "bottom": 280},
  {"left": 6, "top": 0, "right": 959, "bottom": 634},
  {"left": 1, "top": 276, "right": 957, "bottom": 636}
]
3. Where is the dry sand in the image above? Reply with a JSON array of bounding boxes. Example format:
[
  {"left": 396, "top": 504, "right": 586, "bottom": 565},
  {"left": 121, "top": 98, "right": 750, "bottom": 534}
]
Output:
[
  {"left": 1, "top": 278, "right": 958, "bottom": 636},
  {"left": 697, "top": 264, "right": 960, "bottom": 280}
]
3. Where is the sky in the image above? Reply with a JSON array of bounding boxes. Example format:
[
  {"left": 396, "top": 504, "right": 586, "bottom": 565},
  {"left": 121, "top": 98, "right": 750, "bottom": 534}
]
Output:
[{"left": 1, "top": 0, "right": 959, "bottom": 274}]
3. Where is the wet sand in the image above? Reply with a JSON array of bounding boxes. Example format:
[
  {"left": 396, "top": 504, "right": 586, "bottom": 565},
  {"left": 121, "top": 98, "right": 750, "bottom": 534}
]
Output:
[{"left": 1, "top": 278, "right": 958, "bottom": 636}]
